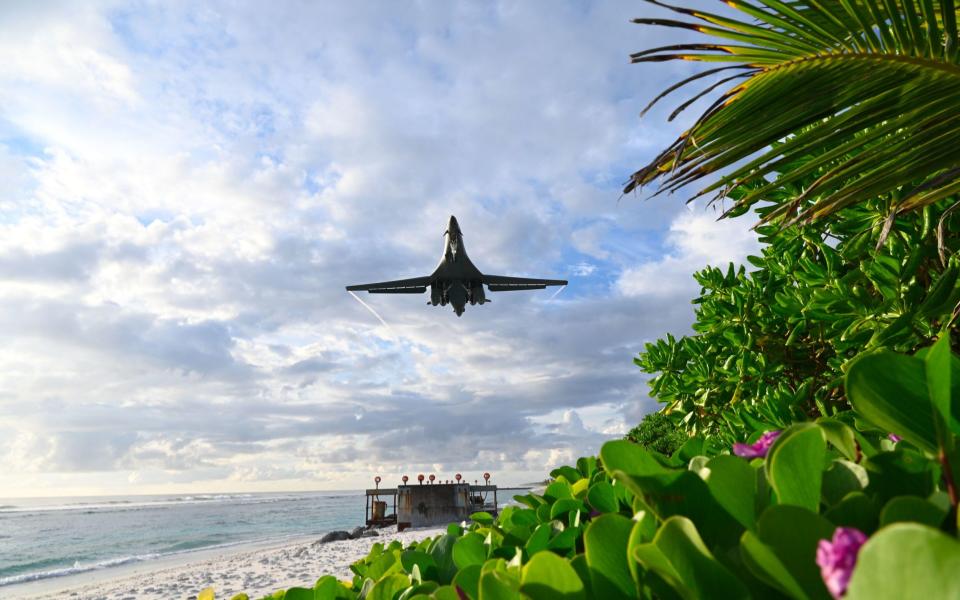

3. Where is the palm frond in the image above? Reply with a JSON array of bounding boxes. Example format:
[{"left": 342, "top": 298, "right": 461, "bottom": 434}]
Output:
[{"left": 627, "top": 0, "right": 960, "bottom": 224}]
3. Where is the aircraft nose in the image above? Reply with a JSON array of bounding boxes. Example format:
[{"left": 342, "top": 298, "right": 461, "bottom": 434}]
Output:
[{"left": 448, "top": 215, "right": 459, "bottom": 232}]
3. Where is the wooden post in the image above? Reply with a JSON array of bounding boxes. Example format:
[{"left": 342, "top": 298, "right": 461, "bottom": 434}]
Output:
[{"left": 365, "top": 494, "right": 369, "bottom": 526}]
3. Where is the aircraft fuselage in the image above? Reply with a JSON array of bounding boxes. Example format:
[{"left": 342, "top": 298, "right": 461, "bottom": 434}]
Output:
[{"left": 429, "top": 216, "right": 487, "bottom": 316}]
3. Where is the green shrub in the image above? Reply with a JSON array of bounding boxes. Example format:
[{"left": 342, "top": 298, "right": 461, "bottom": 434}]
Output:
[
  {"left": 198, "top": 336, "right": 960, "bottom": 599},
  {"left": 636, "top": 195, "right": 960, "bottom": 441},
  {"left": 624, "top": 411, "right": 687, "bottom": 455}
]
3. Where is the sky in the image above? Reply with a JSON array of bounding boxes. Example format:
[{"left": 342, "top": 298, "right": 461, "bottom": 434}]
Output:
[{"left": 0, "top": 0, "right": 760, "bottom": 497}]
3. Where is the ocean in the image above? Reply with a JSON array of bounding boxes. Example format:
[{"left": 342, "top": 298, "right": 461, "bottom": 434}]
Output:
[
  {"left": 0, "top": 488, "right": 526, "bottom": 589},
  {"left": 0, "top": 491, "right": 368, "bottom": 588}
]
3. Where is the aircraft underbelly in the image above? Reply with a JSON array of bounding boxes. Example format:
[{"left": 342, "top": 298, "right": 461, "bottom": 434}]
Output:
[
  {"left": 433, "top": 253, "right": 482, "bottom": 279},
  {"left": 448, "top": 283, "right": 467, "bottom": 316}
]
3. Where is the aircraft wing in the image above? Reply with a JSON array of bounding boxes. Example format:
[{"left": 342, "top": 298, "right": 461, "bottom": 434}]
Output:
[
  {"left": 482, "top": 274, "right": 567, "bottom": 292},
  {"left": 346, "top": 276, "right": 432, "bottom": 294}
]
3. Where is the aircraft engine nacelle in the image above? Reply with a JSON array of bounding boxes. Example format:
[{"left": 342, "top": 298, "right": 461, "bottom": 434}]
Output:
[
  {"left": 430, "top": 283, "right": 442, "bottom": 306},
  {"left": 470, "top": 283, "right": 486, "bottom": 305}
]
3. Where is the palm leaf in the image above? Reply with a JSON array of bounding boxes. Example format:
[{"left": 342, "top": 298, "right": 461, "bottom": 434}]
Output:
[{"left": 627, "top": 0, "right": 960, "bottom": 225}]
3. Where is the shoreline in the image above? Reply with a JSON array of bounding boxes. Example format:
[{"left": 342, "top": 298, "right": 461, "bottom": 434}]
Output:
[{"left": 3, "top": 526, "right": 447, "bottom": 599}]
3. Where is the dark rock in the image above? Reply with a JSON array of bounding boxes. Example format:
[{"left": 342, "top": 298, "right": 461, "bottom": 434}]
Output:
[
  {"left": 317, "top": 530, "right": 352, "bottom": 544},
  {"left": 361, "top": 530, "right": 380, "bottom": 537},
  {"left": 349, "top": 526, "right": 367, "bottom": 539}
]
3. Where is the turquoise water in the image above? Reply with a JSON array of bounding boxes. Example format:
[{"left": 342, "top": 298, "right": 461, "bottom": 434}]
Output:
[{"left": 0, "top": 491, "right": 365, "bottom": 587}]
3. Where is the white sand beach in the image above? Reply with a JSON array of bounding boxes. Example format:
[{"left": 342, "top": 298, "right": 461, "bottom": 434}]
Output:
[{"left": 4, "top": 526, "right": 447, "bottom": 600}]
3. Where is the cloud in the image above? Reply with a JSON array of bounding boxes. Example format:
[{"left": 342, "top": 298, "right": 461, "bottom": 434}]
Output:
[
  {"left": 617, "top": 208, "right": 760, "bottom": 298},
  {"left": 0, "top": 0, "right": 746, "bottom": 495}
]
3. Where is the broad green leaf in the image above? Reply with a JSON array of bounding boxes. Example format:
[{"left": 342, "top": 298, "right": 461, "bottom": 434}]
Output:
[
  {"left": 674, "top": 438, "right": 706, "bottom": 464},
  {"left": 739, "top": 505, "right": 833, "bottom": 600},
  {"left": 544, "top": 481, "right": 574, "bottom": 502},
  {"left": 401, "top": 551, "right": 438, "bottom": 583},
  {"left": 550, "top": 498, "right": 583, "bottom": 520},
  {"left": 584, "top": 514, "right": 636, "bottom": 599},
  {"left": 430, "top": 585, "right": 461, "bottom": 600},
  {"left": 924, "top": 334, "right": 960, "bottom": 490},
  {"left": 453, "top": 533, "right": 487, "bottom": 569},
  {"left": 452, "top": 564, "right": 482, "bottom": 600},
  {"left": 821, "top": 460, "right": 868, "bottom": 506},
  {"left": 230, "top": 595, "right": 249, "bottom": 600},
  {"left": 918, "top": 265, "right": 959, "bottom": 318},
  {"left": 846, "top": 350, "right": 937, "bottom": 453},
  {"left": 924, "top": 333, "right": 953, "bottom": 430},
  {"left": 862, "top": 448, "right": 937, "bottom": 503},
  {"left": 601, "top": 440, "right": 670, "bottom": 477},
  {"left": 509, "top": 509, "right": 538, "bottom": 527},
  {"left": 569, "top": 554, "right": 592, "bottom": 598},
  {"left": 546, "top": 524, "right": 581, "bottom": 553},
  {"left": 406, "top": 582, "right": 439, "bottom": 596},
  {"left": 627, "top": 511, "right": 657, "bottom": 594},
  {"left": 430, "top": 534, "right": 458, "bottom": 584},
  {"left": 601, "top": 440, "right": 743, "bottom": 548},
  {"left": 478, "top": 569, "right": 520, "bottom": 600},
  {"left": 823, "top": 492, "right": 879, "bottom": 533},
  {"left": 586, "top": 481, "right": 618, "bottom": 514},
  {"left": 512, "top": 494, "right": 543, "bottom": 509},
  {"left": 879, "top": 496, "right": 947, "bottom": 528},
  {"left": 520, "top": 551, "right": 586, "bottom": 600},
  {"left": 197, "top": 589, "right": 215, "bottom": 600},
  {"left": 524, "top": 523, "right": 551, "bottom": 555},
  {"left": 551, "top": 465, "right": 583, "bottom": 483},
  {"left": 571, "top": 477, "right": 590, "bottom": 499},
  {"left": 766, "top": 423, "right": 826, "bottom": 511},
  {"left": 366, "top": 550, "right": 402, "bottom": 581},
  {"left": 369, "top": 575, "right": 409, "bottom": 600},
  {"left": 740, "top": 531, "right": 809, "bottom": 600},
  {"left": 631, "top": 508, "right": 657, "bottom": 542},
  {"left": 535, "top": 503, "right": 551, "bottom": 523},
  {"left": 577, "top": 456, "right": 598, "bottom": 478},
  {"left": 500, "top": 525, "right": 532, "bottom": 548},
  {"left": 480, "top": 558, "right": 507, "bottom": 574},
  {"left": 634, "top": 517, "right": 749, "bottom": 600},
  {"left": 314, "top": 575, "right": 344, "bottom": 600},
  {"left": 704, "top": 454, "right": 757, "bottom": 529},
  {"left": 816, "top": 418, "right": 858, "bottom": 461},
  {"left": 284, "top": 588, "right": 314, "bottom": 600},
  {"left": 470, "top": 512, "right": 494, "bottom": 526},
  {"left": 847, "top": 524, "right": 960, "bottom": 599}
]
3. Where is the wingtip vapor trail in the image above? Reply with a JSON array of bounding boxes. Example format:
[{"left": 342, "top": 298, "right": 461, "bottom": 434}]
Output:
[
  {"left": 548, "top": 285, "right": 566, "bottom": 301},
  {"left": 348, "top": 291, "right": 393, "bottom": 332}
]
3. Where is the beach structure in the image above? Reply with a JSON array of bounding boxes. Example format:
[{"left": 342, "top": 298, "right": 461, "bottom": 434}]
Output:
[{"left": 365, "top": 472, "right": 499, "bottom": 531}]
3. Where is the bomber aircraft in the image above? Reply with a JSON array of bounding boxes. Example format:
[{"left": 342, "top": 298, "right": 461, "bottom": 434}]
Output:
[{"left": 346, "top": 215, "right": 567, "bottom": 316}]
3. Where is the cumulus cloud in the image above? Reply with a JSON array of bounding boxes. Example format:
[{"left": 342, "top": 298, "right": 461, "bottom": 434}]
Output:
[
  {"left": 617, "top": 208, "right": 761, "bottom": 298},
  {"left": 0, "top": 0, "right": 745, "bottom": 495}
]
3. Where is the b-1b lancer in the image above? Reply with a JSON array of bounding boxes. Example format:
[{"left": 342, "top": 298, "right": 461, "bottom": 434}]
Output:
[{"left": 346, "top": 216, "right": 567, "bottom": 317}]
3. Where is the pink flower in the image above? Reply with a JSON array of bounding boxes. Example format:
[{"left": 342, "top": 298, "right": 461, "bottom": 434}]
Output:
[
  {"left": 816, "top": 527, "right": 868, "bottom": 599},
  {"left": 732, "top": 430, "right": 781, "bottom": 459},
  {"left": 888, "top": 433, "right": 902, "bottom": 443}
]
